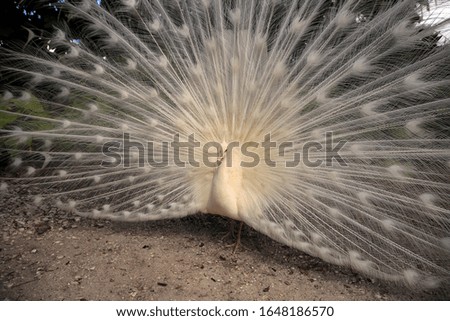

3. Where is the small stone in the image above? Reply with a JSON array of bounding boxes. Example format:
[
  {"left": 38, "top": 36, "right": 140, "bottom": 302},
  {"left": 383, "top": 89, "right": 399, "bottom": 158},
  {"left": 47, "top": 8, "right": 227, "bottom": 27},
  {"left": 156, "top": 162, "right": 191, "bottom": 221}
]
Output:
[
  {"left": 14, "top": 220, "right": 26, "bottom": 227},
  {"left": 35, "top": 222, "right": 51, "bottom": 235},
  {"left": 31, "top": 249, "right": 37, "bottom": 254}
]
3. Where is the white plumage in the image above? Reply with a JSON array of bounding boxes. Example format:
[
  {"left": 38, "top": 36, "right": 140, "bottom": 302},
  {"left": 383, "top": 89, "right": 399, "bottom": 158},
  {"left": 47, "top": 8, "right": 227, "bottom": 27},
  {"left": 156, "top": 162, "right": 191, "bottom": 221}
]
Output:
[{"left": 1, "top": 0, "right": 449, "bottom": 289}]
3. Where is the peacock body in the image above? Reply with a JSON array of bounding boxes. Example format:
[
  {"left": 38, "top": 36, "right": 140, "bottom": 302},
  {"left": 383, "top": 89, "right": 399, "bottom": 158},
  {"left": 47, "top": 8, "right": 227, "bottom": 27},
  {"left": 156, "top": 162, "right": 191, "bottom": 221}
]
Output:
[{"left": 1, "top": 0, "right": 449, "bottom": 289}]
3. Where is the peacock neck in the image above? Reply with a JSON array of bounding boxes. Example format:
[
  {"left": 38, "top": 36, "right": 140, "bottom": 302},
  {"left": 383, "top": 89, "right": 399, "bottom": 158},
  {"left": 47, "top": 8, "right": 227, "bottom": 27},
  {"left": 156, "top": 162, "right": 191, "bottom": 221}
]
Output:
[{"left": 206, "top": 147, "right": 243, "bottom": 221}]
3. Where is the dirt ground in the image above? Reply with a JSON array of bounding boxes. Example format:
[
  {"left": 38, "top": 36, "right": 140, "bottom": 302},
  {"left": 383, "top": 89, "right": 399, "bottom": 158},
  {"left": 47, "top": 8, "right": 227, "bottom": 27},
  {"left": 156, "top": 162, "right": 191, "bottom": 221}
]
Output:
[{"left": 0, "top": 186, "right": 448, "bottom": 301}]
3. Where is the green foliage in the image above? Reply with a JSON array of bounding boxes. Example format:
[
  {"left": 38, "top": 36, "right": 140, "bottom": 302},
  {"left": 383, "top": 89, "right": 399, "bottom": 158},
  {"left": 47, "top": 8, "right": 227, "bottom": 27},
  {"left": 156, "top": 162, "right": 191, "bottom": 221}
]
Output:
[
  {"left": 0, "top": 95, "right": 55, "bottom": 155},
  {"left": 0, "top": 95, "right": 48, "bottom": 128}
]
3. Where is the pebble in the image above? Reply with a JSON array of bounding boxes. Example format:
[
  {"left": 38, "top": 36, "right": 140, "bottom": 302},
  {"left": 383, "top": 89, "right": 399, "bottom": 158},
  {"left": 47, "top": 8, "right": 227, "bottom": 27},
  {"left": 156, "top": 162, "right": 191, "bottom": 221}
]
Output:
[{"left": 35, "top": 222, "right": 51, "bottom": 235}]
